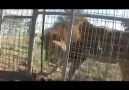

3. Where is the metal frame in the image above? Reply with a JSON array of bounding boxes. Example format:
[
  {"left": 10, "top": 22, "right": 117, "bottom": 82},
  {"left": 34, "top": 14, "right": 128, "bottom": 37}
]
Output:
[
  {"left": 27, "top": 10, "right": 38, "bottom": 75},
  {"left": 61, "top": 10, "right": 74, "bottom": 81},
  {"left": 3, "top": 15, "right": 32, "bottom": 19},
  {"left": 40, "top": 9, "right": 46, "bottom": 73},
  {"left": 0, "top": 10, "right": 3, "bottom": 32},
  {"left": 38, "top": 11, "right": 71, "bottom": 16},
  {"left": 6, "top": 10, "right": 123, "bottom": 20},
  {"left": 38, "top": 10, "right": 129, "bottom": 81},
  {"left": 0, "top": 9, "right": 37, "bottom": 80},
  {"left": 1, "top": 10, "right": 38, "bottom": 75},
  {"left": 1, "top": 9, "right": 129, "bottom": 80},
  {"left": 38, "top": 11, "right": 129, "bottom": 22},
  {"left": 74, "top": 13, "right": 129, "bottom": 22}
]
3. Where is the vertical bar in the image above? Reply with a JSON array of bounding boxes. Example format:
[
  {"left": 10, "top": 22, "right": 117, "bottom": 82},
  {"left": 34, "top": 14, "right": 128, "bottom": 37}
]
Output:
[
  {"left": 0, "top": 9, "right": 3, "bottom": 32},
  {"left": 41, "top": 9, "right": 45, "bottom": 73},
  {"left": 62, "top": 10, "right": 74, "bottom": 81},
  {"left": 0, "top": 10, "right": 3, "bottom": 56},
  {"left": 27, "top": 9, "right": 38, "bottom": 75}
]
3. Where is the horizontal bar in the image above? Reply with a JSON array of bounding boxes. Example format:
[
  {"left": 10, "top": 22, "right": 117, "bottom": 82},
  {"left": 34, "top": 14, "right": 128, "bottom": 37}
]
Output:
[
  {"left": 3, "top": 11, "right": 129, "bottom": 22},
  {"left": 38, "top": 11, "right": 71, "bottom": 16},
  {"left": 3, "top": 15, "right": 32, "bottom": 19},
  {"left": 38, "top": 11, "right": 129, "bottom": 22},
  {"left": 74, "top": 13, "right": 129, "bottom": 22},
  {"left": 1, "top": 47, "right": 28, "bottom": 52},
  {"left": 4, "top": 11, "right": 128, "bottom": 22}
]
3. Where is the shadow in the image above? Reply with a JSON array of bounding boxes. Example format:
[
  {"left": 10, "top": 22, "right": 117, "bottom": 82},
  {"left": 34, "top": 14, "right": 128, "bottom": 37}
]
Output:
[{"left": 0, "top": 70, "right": 32, "bottom": 81}]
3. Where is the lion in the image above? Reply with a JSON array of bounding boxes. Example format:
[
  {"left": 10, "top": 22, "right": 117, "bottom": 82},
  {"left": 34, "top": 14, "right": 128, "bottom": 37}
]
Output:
[{"left": 41, "top": 17, "right": 129, "bottom": 81}]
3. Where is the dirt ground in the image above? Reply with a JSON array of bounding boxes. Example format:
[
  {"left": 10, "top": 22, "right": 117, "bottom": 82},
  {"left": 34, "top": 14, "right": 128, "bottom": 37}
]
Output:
[
  {"left": 32, "top": 37, "right": 123, "bottom": 81},
  {"left": 0, "top": 55, "right": 27, "bottom": 72},
  {"left": 44, "top": 58, "right": 122, "bottom": 81}
]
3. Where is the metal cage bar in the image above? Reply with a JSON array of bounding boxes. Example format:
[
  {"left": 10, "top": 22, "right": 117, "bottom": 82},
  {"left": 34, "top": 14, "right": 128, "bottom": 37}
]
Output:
[
  {"left": 1, "top": 9, "right": 129, "bottom": 81},
  {"left": 38, "top": 11, "right": 71, "bottom": 16},
  {"left": 0, "top": 10, "right": 3, "bottom": 32},
  {"left": 62, "top": 10, "right": 75, "bottom": 81},
  {"left": 27, "top": 10, "right": 38, "bottom": 75},
  {"left": 40, "top": 9, "right": 46, "bottom": 73},
  {"left": 3, "top": 15, "right": 32, "bottom": 19},
  {"left": 39, "top": 11, "right": 129, "bottom": 22}
]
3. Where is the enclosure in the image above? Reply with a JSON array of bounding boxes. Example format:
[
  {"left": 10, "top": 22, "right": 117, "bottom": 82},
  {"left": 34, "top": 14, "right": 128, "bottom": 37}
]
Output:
[{"left": 0, "top": 9, "right": 129, "bottom": 81}]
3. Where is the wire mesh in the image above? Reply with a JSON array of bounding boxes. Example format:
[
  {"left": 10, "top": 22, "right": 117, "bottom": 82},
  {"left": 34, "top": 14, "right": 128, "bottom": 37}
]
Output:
[
  {"left": 2, "top": 9, "right": 129, "bottom": 81},
  {"left": 0, "top": 9, "right": 32, "bottom": 73},
  {"left": 66, "top": 9, "right": 129, "bottom": 81},
  {"left": 32, "top": 9, "right": 129, "bottom": 81},
  {"left": 32, "top": 13, "right": 68, "bottom": 80}
]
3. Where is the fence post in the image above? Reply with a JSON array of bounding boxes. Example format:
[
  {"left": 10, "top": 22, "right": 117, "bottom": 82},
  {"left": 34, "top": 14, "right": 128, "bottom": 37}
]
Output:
[
  {"left": 62, "top": 10, "right": 74, "bottom": 81},
  {"left": 27, "top": 9, "right": 38, "bottom": 75},
  {"left": 0, "top": 9, "right": 3, "bottom": 32},
  {"left": 41, "top": 9, "right": 46, "bottom": 73},
  {"left": 0, "top": 10, "right": 3, "bottom": 55}
]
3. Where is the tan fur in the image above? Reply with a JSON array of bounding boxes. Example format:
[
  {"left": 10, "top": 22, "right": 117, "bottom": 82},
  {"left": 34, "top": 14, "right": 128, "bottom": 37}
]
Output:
[{"left": 52, "top": 40, "right": 66, "bottom": 51}]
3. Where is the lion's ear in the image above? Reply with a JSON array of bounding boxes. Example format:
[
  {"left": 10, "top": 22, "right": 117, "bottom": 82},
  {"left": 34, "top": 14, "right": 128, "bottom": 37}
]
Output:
[{"left": 52, "top": 40, "right": 66, "bottom": 51}]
